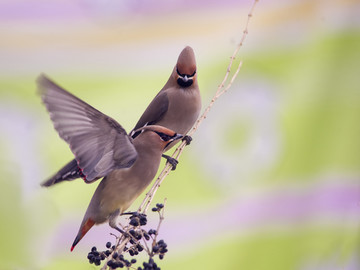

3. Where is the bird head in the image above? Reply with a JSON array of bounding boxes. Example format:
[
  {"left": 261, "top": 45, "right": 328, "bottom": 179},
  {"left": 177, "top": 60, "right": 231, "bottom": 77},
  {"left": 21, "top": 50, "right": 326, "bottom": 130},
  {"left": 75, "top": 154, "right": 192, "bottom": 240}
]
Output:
[
  {"left": 134, "top": 125, "right": 183, "bottom": 150},
  {"left": 175, "top": 46, "right": 197, "bottom": 88}
]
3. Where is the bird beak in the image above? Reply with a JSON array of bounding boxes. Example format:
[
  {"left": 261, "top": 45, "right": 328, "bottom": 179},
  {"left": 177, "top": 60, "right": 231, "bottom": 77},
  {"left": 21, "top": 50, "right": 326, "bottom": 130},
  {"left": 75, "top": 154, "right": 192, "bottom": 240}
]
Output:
[{"left": 182, "top": 75, "right": 189, "bottom": 82}]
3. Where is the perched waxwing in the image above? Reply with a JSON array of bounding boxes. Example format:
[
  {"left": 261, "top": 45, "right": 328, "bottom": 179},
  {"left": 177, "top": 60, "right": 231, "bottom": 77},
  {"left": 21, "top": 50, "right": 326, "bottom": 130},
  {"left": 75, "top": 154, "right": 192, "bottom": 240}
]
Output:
[
  {"left": 40, "top": 46, "right": 200, "bottom": 186},
  {"left": 130, "top": 46, "right": 201, "bottom": 169},
  {"left": 71, "top": 125, "right": 182, "bottom": 251},
  {"left": 37, "top": 74, "right": 182, "bottom": 250},
  {"left": 130, "top": 45, "right": 201, "bottom": 143}
]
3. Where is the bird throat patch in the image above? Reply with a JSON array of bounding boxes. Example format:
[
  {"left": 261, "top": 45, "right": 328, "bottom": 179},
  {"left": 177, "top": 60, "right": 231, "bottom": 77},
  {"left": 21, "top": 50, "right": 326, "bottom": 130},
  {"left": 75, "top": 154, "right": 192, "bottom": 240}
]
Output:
[{"left": 177, "top": 78, "right": 193, "bottom": 88}]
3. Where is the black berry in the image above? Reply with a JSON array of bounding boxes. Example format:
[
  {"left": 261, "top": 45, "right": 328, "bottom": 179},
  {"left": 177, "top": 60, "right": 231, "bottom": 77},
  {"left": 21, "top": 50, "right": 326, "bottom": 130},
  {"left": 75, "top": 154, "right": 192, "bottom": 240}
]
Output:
[
  {"left": 140, "top": 216, "right": 147, "bottom": 225},
  {"left": 113, "top": 252, "right": 118, "bottom": 259},
  {"left": 156, "top": 203, "right": 164, "bottom": 209},
  {"left": 130, "top": 218, "right": 139, "bottom": 226},
  {"left": 137, "top": 244, "right": 143, "bottom": 252}
]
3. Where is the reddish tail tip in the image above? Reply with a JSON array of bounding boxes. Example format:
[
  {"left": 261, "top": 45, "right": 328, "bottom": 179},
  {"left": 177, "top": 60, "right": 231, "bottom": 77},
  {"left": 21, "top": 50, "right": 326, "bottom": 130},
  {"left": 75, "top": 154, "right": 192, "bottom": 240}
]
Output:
[
  {"left": 70, "top": 236, "right": 80, "bottom": 252},
  {"left": 70, "top": 218, "right": 95, "bottom": 252}
]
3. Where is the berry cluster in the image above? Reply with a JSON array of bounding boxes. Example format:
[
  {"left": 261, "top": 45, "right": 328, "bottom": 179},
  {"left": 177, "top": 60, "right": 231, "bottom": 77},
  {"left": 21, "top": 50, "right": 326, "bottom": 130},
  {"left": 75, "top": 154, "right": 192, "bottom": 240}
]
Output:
[
  {"left": 137, "top": 258, "right": 160, "bottom": 270},
  {"left": 107, "top": 249, "right": 137, "bottom": 269},
  {"left": 151, "top": 203, "right": 164, "bottom": 212},
  {"left": 88, "top": 241, "right": 140, "bottom": 269},
  {"left": 129, "top": 212, "right": 148, "bottom": 227},
  {"left": 86, "top": 203, "right": 168, "bottom": 269},
  {"left": 87, "top": 246, "right": 108, "bottom": 266},
  {"left": 151, "top": 239, "right": 168, "bottom": 260}
]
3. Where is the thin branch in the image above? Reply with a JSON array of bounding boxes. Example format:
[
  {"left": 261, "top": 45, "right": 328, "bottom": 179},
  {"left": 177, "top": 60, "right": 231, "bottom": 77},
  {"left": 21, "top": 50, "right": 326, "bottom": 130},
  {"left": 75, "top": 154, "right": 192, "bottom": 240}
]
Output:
[
  {"left": 98, "top": 1, "right": 259, "bottom": 268},
  {"left": 137, "top": 0, "right": 258, "bottom": 214},
  {"left": 151, "top": 199, "right": 167, "bottom": 249}
]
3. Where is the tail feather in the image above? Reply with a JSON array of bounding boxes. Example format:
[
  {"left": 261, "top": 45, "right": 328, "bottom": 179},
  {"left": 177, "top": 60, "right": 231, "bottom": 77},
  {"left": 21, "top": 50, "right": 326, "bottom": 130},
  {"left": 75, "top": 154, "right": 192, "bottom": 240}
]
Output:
[
  {"left": 71, "top": 218, "right": 95, "bottom": 252},
  {"left": 41, "top": 159, "right": 83, "bottom": 187}
]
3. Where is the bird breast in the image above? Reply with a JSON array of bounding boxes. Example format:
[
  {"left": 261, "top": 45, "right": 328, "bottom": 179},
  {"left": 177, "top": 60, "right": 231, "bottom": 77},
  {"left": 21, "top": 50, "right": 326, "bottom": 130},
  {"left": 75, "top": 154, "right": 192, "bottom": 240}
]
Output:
[
  {"left": 98, "top": 155, "right": 160, "bottom": 216},
  {"left": 162, "top": 87, "right": 201, "bottom": 134}
]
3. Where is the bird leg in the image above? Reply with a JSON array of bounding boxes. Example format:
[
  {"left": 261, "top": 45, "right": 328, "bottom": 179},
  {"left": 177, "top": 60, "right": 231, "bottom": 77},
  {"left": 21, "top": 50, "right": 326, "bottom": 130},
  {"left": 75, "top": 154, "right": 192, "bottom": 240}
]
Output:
[
  {"left": 162, "top": 154, "right": 178, "bottom": 170},
  {"left": 109, "top": 210, "right": 129, "bottom": 237},
  {"left": 182, "top": 135, "right": 192, "bottom": 145}
]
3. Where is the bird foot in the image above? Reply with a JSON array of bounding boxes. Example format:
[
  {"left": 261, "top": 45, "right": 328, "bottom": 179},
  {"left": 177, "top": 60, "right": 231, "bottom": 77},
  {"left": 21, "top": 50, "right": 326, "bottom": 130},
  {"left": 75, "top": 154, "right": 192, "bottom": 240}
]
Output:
[
  {"left": 182, "top": 135, "right": 192, "bottom": 145},
  {"left": 162, "top": 154, "right": 178, "bottom": 170}
]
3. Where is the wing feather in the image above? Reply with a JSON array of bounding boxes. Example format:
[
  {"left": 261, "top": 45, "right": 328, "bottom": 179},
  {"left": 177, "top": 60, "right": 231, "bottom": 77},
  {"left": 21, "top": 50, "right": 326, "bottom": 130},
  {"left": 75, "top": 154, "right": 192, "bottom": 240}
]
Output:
[
  {"left": 130, "top": 91, "right": 169, "bottom": 138},
  {"left": 38, "top": 74, "right": 137, "bottom": 182}
]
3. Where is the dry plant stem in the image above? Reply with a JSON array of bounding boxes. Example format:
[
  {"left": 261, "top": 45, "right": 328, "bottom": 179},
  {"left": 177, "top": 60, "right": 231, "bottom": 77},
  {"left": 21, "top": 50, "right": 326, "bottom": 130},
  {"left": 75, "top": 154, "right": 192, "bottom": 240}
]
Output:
[
  {"left": 101, "top": 201, "right": 168, "bottom": 270},
  {"left": 138, "top": 59, "right": 242, "bottom": 214},
  {"left": 151, "top": 199, "right": 166, "bottom": 252},
  {"left": 101, "top": 2, "right": 258, "bottom": 268},
  {"left": 138, "top": 0, "right": 256, "bottom": 214},
  {"left": 101, "top": 235, "right": 128, "bottom": 270},
  {"left": 138, "top": 0, "right": 258, "bottom": 213}
]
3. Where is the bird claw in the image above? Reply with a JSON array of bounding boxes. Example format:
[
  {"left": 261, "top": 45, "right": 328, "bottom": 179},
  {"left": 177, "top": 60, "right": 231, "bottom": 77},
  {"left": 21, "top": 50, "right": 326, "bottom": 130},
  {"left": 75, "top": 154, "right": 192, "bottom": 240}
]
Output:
[
  {"left": 182, "top": 135, "right": 192, "bottom": 145},
  {"left": 162, "top": 154, "right": 178, "bottom": 170}
]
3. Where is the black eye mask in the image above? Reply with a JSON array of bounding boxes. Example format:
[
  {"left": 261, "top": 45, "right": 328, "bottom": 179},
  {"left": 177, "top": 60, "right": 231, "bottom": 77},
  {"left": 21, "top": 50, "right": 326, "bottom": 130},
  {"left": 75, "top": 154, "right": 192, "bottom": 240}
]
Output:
[
  {"left": 176, "top": 68, "right": 196, "bottom": 88},
  {"left": 156, "top": 132, "right": 173, "bottom": 142},
  {"left": 176, "top": 68, "right": 196, "bottom": 77}
]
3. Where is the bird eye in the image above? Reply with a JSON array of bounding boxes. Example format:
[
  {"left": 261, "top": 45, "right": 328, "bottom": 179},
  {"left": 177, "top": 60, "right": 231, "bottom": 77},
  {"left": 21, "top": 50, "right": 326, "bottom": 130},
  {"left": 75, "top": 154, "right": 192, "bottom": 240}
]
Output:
[
  {"left": 156, "top": 132, "right": 172, "bottom": 142},
  {"left": 176, "top": 68, "right": 196, "bottom": 78}
]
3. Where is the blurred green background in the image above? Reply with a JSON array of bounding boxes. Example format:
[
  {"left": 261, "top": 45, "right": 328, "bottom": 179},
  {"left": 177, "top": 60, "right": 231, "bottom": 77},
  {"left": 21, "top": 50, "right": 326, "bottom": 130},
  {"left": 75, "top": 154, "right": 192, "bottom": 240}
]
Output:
[{"left": 0, "top": 0, "right": 359, "bottom": 269}]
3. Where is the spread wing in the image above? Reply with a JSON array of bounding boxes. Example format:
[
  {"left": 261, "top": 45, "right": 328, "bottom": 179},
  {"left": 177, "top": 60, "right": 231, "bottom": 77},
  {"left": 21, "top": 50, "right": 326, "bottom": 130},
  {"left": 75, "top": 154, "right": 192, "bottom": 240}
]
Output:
[
  {"left": 38, "top": 74, "right": 137, "bottom": 182},
  {"left": 130, "top": 91, "right": 169, "bottom": 138}
]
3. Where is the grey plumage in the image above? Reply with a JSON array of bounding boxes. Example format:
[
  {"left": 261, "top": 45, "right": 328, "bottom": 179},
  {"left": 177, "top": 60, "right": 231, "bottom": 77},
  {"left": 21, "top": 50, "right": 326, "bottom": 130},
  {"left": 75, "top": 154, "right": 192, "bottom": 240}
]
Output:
[
  {"left": 40, "top": 45, "right": 201, "bottom": 186},
  {"left": 131, "top": 46, "right": 201, "bottom": 148},
  {"left": 38, "top": 74, "right": 183, "bottom": 250},
  {"left": 41, "top": 159, "right": 81, "bottom": 187},
  {"left": 38, "top": 75, "right": 137, "bottom": 183},
  {"left": 71, "top": 125, "right": 182, "bottom": 251}
]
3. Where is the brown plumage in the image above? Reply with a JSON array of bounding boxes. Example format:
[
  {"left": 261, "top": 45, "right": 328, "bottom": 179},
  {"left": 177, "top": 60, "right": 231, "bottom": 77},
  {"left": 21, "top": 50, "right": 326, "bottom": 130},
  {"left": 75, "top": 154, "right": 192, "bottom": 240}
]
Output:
[
  {"left": 40, "top": 46, "right": 201, "bottom": 186},
  {"left": 38, "top": 74, "right": 138, "bottom": 184},
  {"left": 37, "top": 74, "right": 182, "bottom": 250},
  {"left": 71, "top": 125, "right": 182, "bottom": 251},
  {"left": 130, "top": 45, "right": 202, "bottom": 150}
]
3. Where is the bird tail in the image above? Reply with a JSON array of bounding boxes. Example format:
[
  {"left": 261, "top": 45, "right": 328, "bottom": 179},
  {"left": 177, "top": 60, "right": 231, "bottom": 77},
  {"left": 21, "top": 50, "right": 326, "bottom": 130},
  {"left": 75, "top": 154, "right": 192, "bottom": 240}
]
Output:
[
  {"left": 41, "top": 159, "right": 83, "bottom": 187},
  {"left": 71, "top": 218, "right": 95, "bottom": 252}
]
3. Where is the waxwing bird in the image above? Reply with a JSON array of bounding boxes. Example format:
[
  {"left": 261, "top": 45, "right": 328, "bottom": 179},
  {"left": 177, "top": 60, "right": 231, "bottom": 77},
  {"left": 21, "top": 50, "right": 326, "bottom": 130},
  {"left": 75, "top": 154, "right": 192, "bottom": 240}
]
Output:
[
  {"left": 40, "top": 46, "right": 200, "bottom": 186},
  {"left": 71, "top": 125, "right": 182, "bottom": 251},
  {"left": 130, "top": 46, "right": 201, "bottom": 149},
  {"left": 38, "top": 75, "right": 181, "bottom": 184},
  {"left": 37, "top": 74, "right": 182, "bottom": 250}
]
